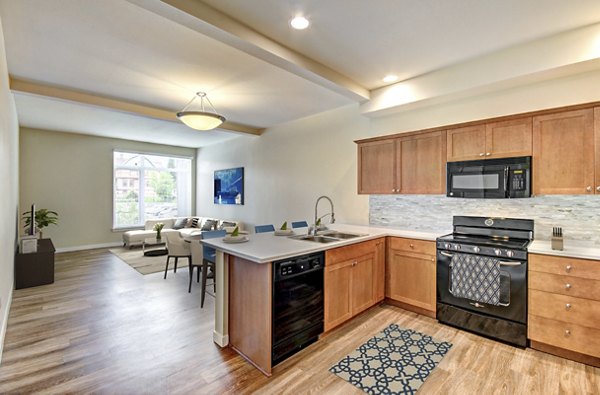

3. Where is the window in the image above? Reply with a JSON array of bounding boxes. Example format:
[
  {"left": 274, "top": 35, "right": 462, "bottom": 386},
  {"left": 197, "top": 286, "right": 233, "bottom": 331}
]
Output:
[{"left": 113, "top": 151, "right": 192, "bottom": 228}]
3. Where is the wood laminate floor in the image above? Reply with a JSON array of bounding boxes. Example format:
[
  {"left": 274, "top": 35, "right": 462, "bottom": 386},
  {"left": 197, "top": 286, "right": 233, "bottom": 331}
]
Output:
[{"left": 0, "top": 249, "right": 598, "bottom": 394}]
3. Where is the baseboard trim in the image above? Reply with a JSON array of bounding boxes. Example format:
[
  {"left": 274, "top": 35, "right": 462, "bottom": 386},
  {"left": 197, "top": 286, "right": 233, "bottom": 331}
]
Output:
[
  {"left": 213, "top": 331, "right": 229, "bottom": 347},
  {"left": 56, "top": 242, "right": 123, "bottom": 253},
  {"left": 0, "top": 282, "right": 14, "bottom": 365}
]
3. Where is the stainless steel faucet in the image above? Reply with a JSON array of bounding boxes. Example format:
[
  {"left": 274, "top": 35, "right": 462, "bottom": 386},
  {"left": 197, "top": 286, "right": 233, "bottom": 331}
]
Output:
[{"left": 310, "top": 195, "right": 335, "bottom": 235}]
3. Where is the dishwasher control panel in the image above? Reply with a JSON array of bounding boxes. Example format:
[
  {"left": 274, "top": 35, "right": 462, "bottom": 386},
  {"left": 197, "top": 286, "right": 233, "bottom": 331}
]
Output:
[{"left": 274, "top": 252, "right": 324, "bottom": 280}]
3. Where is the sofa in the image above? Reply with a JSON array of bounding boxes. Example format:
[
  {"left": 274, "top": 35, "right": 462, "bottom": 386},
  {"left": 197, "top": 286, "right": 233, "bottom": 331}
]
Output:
[{"left": 122, "top": 217, "right": 241, "bottom": 248}]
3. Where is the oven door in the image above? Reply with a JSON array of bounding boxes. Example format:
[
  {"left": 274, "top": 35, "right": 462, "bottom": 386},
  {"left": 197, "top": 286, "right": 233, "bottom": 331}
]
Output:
[
  {"left": 447, "top": 161, "right": 507, "bottom": 198},
  {"left": 436, "top": 249, "right": 527, "bottom": 324}
]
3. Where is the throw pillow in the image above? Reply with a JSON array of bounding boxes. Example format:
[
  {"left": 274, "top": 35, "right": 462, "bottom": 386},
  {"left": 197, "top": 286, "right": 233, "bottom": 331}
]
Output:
[
  {"left": 173, "top": 217, "right": 188, "bottom": 230},
  {"left": 219, "top": 221, "right": 237, "bottom": 230},
  {"left": 190, "top": 217, "right": 200, "bottom": 228},
  {"left": 201, "top": 219, "right": 218, "bottom": 231}
]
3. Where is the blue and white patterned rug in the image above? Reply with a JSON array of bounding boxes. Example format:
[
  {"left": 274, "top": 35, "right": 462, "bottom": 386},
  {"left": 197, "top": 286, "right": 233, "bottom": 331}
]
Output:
[{"left": 330, "top": 324, "right": 452, "bottom": 394}]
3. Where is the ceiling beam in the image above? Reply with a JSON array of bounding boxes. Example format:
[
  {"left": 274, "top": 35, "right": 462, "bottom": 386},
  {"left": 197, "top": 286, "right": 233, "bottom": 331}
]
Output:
[
  {"left": 9, "top": 77, "right": 264, "bottom": 136},
  {"left": 127, "top": 0, "right": 369, "bottom": 102}
]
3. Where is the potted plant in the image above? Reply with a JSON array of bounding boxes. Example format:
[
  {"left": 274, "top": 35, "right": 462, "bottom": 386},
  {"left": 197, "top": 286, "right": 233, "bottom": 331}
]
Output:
[
  {"left": 22, "top": 208, "right": 59, "bottom": 239},
  {"left": 154, "top": 222, "right": 165, "bottom": 240}
]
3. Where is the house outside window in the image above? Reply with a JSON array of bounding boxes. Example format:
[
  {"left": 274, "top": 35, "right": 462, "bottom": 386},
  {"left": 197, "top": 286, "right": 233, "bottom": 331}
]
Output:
[{"left": 113, "top": 151, "right": 192, "bottom": 228}]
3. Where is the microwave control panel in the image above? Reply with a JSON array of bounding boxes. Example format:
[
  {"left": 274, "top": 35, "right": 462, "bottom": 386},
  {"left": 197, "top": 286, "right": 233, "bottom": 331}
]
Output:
[{"left": 510, "top": 169, "right": 526, "bottom": 191}]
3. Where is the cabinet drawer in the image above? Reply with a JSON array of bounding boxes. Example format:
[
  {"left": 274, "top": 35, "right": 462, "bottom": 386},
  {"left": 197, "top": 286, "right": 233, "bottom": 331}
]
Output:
[
  {"left": 529, "top": 315, "right": 600, "bottom": 358},
  {"left": 388, "top": 237, "right": 435, "bottom": 255},
  {"left": 529, "top": 271, "right": 600, "bottom": 301},
  {"left": 529, "top": 289, "right": 600, "bottom": 328},
  {"left": 326, "top": 238, "right": 382, "bottom": 266},
  {"left": 529, "top": 254, "right": 600, "bottom": 280}
]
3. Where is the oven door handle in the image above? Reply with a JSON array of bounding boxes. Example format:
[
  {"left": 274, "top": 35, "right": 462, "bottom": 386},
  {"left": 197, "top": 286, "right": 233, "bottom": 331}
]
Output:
[
  {"left": 499, "top": 260, "right": 522, "bottom": 266},
  {"left": 440, "top": 251, "right": 454, "bottom": 258}
]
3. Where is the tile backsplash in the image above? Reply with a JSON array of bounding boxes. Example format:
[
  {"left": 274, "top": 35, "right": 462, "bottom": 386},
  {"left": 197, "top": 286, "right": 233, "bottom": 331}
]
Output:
[{"left": 370, "top": 195, "right": 600, "bottom": 245}]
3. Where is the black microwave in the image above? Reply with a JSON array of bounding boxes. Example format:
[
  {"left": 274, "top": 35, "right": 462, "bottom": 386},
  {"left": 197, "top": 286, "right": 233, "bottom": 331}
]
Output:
[{"left": 447, "top": 156, "right": 531, "bottom": 198}]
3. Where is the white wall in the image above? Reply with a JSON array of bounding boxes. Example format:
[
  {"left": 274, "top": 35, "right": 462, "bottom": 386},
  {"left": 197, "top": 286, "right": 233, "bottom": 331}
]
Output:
[
  {"left": 20, "top": 128, "right": 196, "bottom": 250},
  {"left": 196, "top": 104, "right": 370, "bottom": 231},
  {"left": 0, "top": 16, "right": 19, "bottom": 362}
]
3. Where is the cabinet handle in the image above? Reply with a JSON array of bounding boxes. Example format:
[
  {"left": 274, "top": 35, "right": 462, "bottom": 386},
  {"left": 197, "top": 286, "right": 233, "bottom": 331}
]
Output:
[
  {"left": 431, "top": 258, "right": 435, "bottom": 262},
  {"left": 409, "top": 243, "right": 414, "bottom": 248},
  {"left": 352, "top": 260, "right": 357, "bottom": 267},
  {"left": 597, "top": 186, "right": 600, "bottom": 192},
  {"left": 566, "top": 265, "right": 572, "bottom": 273},
  {"left": 565, "top": 303, "right": 571, "bottom": 310},
  {"left": 565, "top": 329, "right": 571, "bottom": 336},
  {"left": 565, "top": 283, "right": 571, "bottom": 290},
  {"left": 485, "top": 152, "right": 491, "bottom": 156},
  {"left": 586, "top": 186, "right": 593, "bottom": 192},
  {"left": 479, "top": 153, "right": 484, "bottom": 157}
]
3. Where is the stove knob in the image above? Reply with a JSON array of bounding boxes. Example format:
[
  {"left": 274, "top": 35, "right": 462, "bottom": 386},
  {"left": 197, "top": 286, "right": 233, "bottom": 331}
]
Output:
[
  {"left": 494, "top": 248, "right": 501, "bottom": 256},
  {"left": 473, "top": 246, "right": 480, "bottom": 253},
  {"left": 506, "top": 250, "right": 515, "bottom": 258},
  {"left": 444, "top": 243, "right": 451, "bottom": 249},
  {"left": 454, "top": 244, "right": 461, "bottom": 250}
]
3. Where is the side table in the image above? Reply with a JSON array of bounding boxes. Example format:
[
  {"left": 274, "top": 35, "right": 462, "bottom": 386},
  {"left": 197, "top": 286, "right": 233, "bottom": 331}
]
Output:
[{"left": 15, "top": 238, "right": 55, "bottom": 289}]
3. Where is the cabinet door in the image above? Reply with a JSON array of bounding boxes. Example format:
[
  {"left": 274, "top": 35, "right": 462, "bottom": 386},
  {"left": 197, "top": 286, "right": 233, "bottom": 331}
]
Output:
[
  {"left": 351, "top": 254, "right": 375, "bottom": 316},
  {"left": 485, "top": 117, "right": 532, "bottom": 159},
  {"left": 447, "top": 125, "right": 486, "bottom": 161},
  {"left": 533, "top": 109, "right": 595, "bottom": 195},
  {"left": 386, "top": 245, "right": 436, "bottom": 313},
  {"left": 373, "top": 239, "right": 386, "bottom": 302},
  {"left": 399, "top": 131, "right": 446, "bottom": 194},
  {"left": 324, "top": 259, "right": 353, "bottom": 332},
  {"left": 357, "top": 139, "right": 397, "bottom": 194}
]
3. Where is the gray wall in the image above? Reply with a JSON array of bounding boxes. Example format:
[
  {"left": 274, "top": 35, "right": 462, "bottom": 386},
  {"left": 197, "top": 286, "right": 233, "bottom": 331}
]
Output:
[
  {"left": 0, "top": 16, "right": 19, "bottom": 362},
  {"left": 19, "top": 128, "right": 196, "bottom": 250}
]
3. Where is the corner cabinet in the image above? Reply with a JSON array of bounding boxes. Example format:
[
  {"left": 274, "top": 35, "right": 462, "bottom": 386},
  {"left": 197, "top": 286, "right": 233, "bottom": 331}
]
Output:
[
  {"left": 324, "top": 238, "right": 385, "bottom": 332},
  {"left": 533, "top": 108, "right": 596, "bottom": 195},
  {"left": 356, "top": 131, "right": 446, "bottom": 195},
  {"left": 385, "top": 237, "right": 436, "bottom": 317}
]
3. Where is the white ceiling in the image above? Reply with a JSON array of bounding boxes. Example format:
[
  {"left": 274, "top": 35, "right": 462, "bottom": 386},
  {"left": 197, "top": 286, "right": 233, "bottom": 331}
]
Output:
[{"left": 2, "top": 0, "right": 600, "bottom": 148}]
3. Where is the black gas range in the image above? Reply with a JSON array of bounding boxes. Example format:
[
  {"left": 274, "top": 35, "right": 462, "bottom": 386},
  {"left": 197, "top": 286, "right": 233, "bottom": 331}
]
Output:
[{"left": 436, "top": 216, "right": 534, "bottom": 347}]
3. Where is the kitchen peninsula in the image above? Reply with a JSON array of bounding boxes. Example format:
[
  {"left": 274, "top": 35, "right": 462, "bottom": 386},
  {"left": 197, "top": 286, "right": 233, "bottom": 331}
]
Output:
[{"left": 201, "top": 224, "right": 442, "bottom": 375}]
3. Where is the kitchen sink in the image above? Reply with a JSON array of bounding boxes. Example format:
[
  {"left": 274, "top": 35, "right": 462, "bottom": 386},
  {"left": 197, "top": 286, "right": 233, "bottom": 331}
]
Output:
[
  {"left": 317, "top": 231, "right": 365, "bottom": 239},
  {"left": 290, "top": 235, "right": 340, "bottom": 243}
]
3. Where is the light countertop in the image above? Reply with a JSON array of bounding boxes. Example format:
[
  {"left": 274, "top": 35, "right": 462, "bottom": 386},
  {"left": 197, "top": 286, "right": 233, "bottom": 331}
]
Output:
[
  {"left": 200, "top": 223, "right": 600, "bottom": 263},
  {"left": 200, "top": 223, "right": 448, "bottom": 264},
  {"left": 529, "top": 239, "right": 600, "bottom": 260}
]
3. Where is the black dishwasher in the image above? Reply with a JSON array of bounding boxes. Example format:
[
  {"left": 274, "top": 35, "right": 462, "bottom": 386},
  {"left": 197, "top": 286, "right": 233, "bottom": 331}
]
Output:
[{"left": 272, "top": 251, "right": 324, "bottom": 366}]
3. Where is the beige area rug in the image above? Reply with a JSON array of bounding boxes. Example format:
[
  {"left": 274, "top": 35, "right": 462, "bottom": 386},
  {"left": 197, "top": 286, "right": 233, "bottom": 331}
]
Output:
[{"left": 109, "top": 247, "right": 187, "bottom": 275}]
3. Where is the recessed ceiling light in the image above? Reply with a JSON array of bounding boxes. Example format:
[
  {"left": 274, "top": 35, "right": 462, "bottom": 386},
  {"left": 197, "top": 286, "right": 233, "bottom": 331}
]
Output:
[
  {"left": 290, "top": 16, "right": 310, "bottom": 30},
  {"left": 383, "top": 75, "right": 398, "bottom": 83}
]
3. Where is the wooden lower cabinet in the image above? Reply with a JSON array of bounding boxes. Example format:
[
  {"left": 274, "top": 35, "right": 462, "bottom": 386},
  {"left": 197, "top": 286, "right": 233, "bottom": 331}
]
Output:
[
  {"left": 528, "top": 253, "right": 600, "bottom": 365},
  {"left": 386, "top": 237, "right": 436, "bottom": 316},
  {"left": 324, "top": 238, "right": 385, "bottom": 332}
]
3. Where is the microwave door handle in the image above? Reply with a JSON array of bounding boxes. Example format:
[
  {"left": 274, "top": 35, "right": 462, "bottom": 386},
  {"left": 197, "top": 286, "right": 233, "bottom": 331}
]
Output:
[{"left": 504, "top": 167, "right": 510, "bottom": 197}]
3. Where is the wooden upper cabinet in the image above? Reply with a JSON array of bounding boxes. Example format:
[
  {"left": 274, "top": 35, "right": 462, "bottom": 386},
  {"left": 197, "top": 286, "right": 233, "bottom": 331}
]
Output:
[
  {"left": 398, "top": 131, "right": 447, "bottom": 194},
  {"left": 357, "top": 139, "right": 397, "bottom": 194},
  {"left": 447, "top": 118, "right": 532, "bottom": 162},
  {"left": 533, "top": 109, "right": 595, "bottom": 195},
  {"left": 446, "top": 125, "right": 486, "bottom": 161},
  {"left": 485, "top": 117, "right": 532, "bottom": 159}
]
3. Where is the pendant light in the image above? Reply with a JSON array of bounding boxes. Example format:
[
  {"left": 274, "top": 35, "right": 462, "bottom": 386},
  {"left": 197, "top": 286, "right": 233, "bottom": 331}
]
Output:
[{"left": 176, "top": 91, "right": 226, "bottom": 130}]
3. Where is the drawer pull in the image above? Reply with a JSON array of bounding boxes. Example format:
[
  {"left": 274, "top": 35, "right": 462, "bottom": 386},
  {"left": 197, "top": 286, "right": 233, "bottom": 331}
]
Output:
[
  {"left": 565, "top": 265, "right": 572, "bottom": 273},
  {"left": 565, "top": 283, "right": 571, "bottom": 290},
  {"left": 410, "top": 244, "right": 414, "bottom": 248},
  {"left": 565, "top": 303, "right": 572, "bottom": 311},
  {"left": 565, "top": 329, "right": 571, "bottom": 336}
]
